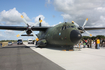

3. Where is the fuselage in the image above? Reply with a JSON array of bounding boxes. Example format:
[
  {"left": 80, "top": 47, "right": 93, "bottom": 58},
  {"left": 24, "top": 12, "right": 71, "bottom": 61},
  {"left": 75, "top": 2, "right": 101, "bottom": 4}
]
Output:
[{"left": 37, "top": 22, "right": 82, "bottom": 46}]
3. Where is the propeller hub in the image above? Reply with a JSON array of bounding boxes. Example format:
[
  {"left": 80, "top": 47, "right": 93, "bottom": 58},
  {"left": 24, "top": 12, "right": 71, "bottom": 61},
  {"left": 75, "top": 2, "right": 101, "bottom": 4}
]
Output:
[
  {"left": 28, "top": 26, "right": 31, "bottom": 29},
  {"left": 78, "top": 27, "right": 85, "bottom": 33}
]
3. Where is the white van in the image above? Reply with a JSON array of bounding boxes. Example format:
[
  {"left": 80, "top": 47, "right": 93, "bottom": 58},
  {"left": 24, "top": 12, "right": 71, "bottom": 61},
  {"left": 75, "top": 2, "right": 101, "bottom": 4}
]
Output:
[{"left": 28, "top": 39, "right": 34, "bottom": 44}]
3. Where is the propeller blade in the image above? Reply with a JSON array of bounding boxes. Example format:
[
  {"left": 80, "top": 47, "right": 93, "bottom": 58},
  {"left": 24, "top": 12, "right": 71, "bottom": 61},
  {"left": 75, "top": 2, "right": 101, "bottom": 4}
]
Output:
[
  {"left": 16, "top": 30, "right": 26, "bottom": 37},
  {"left": 72, "top": 18, "right": 91, "bottom": 37},
  {"left": 39, "top": 18, "right": 42, "bottom": 23},
  {"left": 21, "top": 15, "right": 29, "bottom": 26},
  {"left": 34, "top": 18, "right": 42, "bottom": 26},
  {"left": 32, "top": 31, "right": 39, "bottom": 41},
  {"left": 85, "top": 30, "right": 92, "bottom": 37},
  {"left": 82, "top": 18, "right": 88, "bottom": 29},
  {"left": 39, "top": 18, "right": 42, "bottom": 27},
  {"left": 72, "top": 21, "right": 79, "bottom": 27}
]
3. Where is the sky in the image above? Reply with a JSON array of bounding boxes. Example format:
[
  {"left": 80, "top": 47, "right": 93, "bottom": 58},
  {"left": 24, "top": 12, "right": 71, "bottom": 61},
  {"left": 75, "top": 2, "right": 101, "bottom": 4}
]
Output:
[{"left": 0, "top": 0, "right": 105, "bottom": 40}]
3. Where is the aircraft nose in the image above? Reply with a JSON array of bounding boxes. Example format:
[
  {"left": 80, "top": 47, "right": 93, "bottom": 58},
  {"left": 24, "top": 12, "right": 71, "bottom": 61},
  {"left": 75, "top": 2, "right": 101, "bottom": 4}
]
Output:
[{"left": 70, "top": 30, "right": 82, "bottom": 43}]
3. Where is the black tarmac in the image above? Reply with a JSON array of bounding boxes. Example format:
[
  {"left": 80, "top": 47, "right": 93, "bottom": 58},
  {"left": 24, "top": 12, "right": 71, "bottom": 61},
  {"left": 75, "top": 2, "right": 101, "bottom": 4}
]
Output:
[{"left": 0, "top": 43, "right": 65, "bottom": 70}]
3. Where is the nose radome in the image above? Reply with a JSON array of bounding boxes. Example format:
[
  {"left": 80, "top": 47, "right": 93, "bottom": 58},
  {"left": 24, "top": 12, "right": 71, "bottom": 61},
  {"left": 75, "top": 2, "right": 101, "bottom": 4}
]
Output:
[{"left": 70, "top": 30, "right": 82, "bottom": 43}]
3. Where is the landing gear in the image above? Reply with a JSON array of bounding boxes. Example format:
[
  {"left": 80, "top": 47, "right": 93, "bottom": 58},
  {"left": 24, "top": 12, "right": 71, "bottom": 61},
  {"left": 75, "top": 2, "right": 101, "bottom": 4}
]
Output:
[
  {"left": 66, "top": 46, "right": 74, "bottom": 51},
  {"left": 35, "top": 41, "right": 38, "bottom": 48}
]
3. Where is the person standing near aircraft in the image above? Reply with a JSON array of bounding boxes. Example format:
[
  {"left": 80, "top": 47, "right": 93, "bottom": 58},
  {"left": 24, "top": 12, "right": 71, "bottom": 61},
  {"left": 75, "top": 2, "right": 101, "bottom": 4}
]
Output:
[
  {"left": 89, "top": 39, "right": 92, "bottom": 48},
  {"left": 83, "top": 39, "right": 86, "bottom": 48},
  {"left": 85, "top": 39, "right": 87, "bottom": 47},
  {"left": 91, "top": 40, "right": 94, "bottom": 48},
  {"left": 100, "top": 38, "right": 103, "bottom": 47},
  {"left": 102, "top": 39, "right": 105, "bottom": 47},
  {"left": 0, "top": 43, "right": 1, "bottom": 46},
  {"left": 87, "top": 39, "right": 90, "bottom": 48},
  {"left": 79, "top": 40, "right": 82, "bottom": 49},
  {"left": 96, "top": 38, "right": 100, "bottom": 49}
]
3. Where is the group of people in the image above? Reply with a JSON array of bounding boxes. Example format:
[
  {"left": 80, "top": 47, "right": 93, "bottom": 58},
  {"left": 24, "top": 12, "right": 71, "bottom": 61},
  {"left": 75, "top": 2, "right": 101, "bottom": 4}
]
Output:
[
  {"left": 100, "top": 38, "right": 105, "bottom": 47},
  {"left": 80, "top": 38, "right": 105, "bottom": 49}
]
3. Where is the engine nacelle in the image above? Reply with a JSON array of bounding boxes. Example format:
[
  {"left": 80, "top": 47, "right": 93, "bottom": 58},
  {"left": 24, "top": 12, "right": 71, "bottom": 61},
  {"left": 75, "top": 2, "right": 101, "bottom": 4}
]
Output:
[{"left": 26, "top": 30, "right": 32, "bottom": 35}]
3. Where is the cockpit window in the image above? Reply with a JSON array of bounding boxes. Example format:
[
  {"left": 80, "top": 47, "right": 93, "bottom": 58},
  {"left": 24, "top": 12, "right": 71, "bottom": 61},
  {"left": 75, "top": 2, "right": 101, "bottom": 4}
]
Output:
[
  {"left": 62, "top": 25, "right": 66, "bottom": 30},
  {"left": 61, "top": 25, "right": 75, "bottom": 30},
  {"left": 66, "top": 26, "right": 70, "bottom": 28}
]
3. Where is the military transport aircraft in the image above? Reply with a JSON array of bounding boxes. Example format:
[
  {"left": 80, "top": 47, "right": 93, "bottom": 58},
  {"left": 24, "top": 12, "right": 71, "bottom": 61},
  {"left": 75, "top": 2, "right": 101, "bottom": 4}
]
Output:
[{"left": 0, "top": 15, "right": 105, "bottom": 50}]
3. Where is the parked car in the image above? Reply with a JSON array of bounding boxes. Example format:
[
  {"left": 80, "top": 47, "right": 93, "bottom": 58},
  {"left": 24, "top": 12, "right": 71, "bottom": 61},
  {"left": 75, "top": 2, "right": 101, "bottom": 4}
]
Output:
[{"left": 8, "top": 42, "right": 12, "bottom": 45}]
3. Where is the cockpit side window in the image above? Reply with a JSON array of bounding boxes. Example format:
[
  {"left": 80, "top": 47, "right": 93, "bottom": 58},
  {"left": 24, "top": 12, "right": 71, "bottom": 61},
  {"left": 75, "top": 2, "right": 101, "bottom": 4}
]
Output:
[
  {"left": 62, "top": 25, "right": 66, "bottom": 30},
  {"left": 62, "top": 25, "right": 75, "bottom": 30},
  {"left": 67, "top": 26, "right": 70, "bottom": 28}
]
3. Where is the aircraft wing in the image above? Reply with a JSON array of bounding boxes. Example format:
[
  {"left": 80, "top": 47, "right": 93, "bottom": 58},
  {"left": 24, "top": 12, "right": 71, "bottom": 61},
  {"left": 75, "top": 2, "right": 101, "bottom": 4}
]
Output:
[
  {"left": 31, "top": 26, "right": 51, "bottom": 31},
  {"left": 84, "top": 27, "right": 105, "bottom": 30},
  {"left": 0, "top": 26, "right": 51, "bottom": 31}
]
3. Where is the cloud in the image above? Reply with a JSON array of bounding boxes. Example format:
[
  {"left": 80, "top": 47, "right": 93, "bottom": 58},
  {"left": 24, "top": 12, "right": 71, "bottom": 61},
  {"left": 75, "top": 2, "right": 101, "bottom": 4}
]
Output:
[
  {"left": 61, "top": 14, "right": 71, "bottom": 22},
  {"left": 34, "top": 15, "right": 49, "bottom": 26},
  {"left": 53, "top": 0, "right": 105, "bottom": 27},
  {"left": 82, "top": 29, "right": 105, "bottom": 36},
  {"left": 52, "top": 22, "right": 62, "bottom": 26},
  {"left": 45, "top": 0, "right": 51, "bottom": 7},
  {"left": 47, "top": 0, "right": 51, "bottom": 4},
  {"left": 3, "top": 30, "right": 16, "bottom": 39},
  {"left": 0, "top": 34, "right": 5, "bottom": 40},
  {"left": 0, "top": 8, "right": 50, "bottom": 40},
  {"left": 52, "top": 0, "right": 105, "bottom": 36},
  {"left": 0, "top": 8, "right": 49, "bottom": 26},
  {"left": 0, "top": 31, "right": 9, "bottom": 40},
  {"left": 0, "top": 31, "right": 3, "bottom": 37},
  {"left": 28, "top": 15, "right": 49, "bottom": 26},
  {"left": 0, "top": 8, "right": 30, "bottom": 25},
  {"left": 4, "top": 30, "right": 15, "bottom": 35}
]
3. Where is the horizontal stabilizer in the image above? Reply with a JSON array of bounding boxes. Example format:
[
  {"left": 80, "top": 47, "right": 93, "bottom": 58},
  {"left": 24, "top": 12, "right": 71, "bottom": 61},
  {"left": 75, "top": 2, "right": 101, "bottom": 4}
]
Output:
[{"left": 21, "top": 34, "right": 33, "bottom": 36}]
